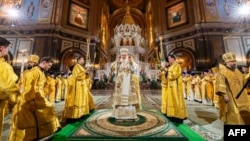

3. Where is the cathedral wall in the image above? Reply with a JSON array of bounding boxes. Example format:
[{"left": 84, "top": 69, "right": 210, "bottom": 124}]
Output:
[
  {"left": 0, "top": 0, "right": 249, "bottom": 73},
  {"left": 159, "top": 0, "right": 250, "bottom": 70}
]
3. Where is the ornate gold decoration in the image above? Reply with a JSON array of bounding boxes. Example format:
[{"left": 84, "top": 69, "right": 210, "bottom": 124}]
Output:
[
  {"left": 111, "top": 0, "right": 143, "bottom": 8},
  {"left": 121, "top": 6, "right": 136, "bottom": 25}
]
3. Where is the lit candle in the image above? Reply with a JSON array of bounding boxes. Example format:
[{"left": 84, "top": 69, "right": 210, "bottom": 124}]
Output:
[{"left": 20, "top": 59, "right": 24, "bottom": 77}]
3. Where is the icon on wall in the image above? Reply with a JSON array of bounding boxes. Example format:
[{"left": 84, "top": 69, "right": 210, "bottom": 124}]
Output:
[
  {"left": 166, "top": 1, "right": 188, "bottom": 29},
  {"left": 69, "top": 2, "right": 89, "bottom": 30}
]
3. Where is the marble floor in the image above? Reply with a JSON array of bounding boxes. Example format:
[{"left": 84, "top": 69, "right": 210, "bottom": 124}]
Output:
[{"left": 2, "top": 90, "right": 224, "bottom": 141}]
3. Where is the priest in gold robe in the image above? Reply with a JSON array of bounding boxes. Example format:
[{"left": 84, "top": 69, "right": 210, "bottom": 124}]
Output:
[
  {"left": 211, "top": 67, "right": 219, "bottom": 108},
  {"left": 9, "top": 54, "right": 40, "bottom": 141},
  {"left": 55, "top": 73, "right": 63, "bottom": 102},
  {"left": 216, "top": 52, "right": 250, "bottom": 124},
  {"left": 46, "top": 72, "right": 56, "bottom": 102},
  {"left": 62, "top": 56, "right": 95, "bottom": 120},
  {"left": 11, "top": 57, "right": 61, "bottom": 140},
  {"left": 159, "top": 60, "right": 169, "bottom": 114},
  {"left": 61, "top": 73, "right": 68, "bottom": 100},
  {"left": 162, "top": 54, "right": 187, "bottom": 123},
  {"left": 111, "top": 48, "right": 140, "bottom": 120},
  {"left": 0, "top": 37, "right": 20, "bottom": 141},
  {"left": 241, "top": 66, "right": 250, "bottom": 103},
  {"left": 18, "top": 54, "right": 40, "bottom": 91},
  {"left": 185, "top": 72, "right": 194, "bottom": 101},
  {"left": 192, "top": 73, "right": 202, "bottom": 102},
  {"left": 201, "top": 69, "right": 214, "bottom": 105}
]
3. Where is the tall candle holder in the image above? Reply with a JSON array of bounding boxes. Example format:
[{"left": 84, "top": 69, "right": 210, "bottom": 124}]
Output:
[
  {"left": 86, "top": 38, "right": 92, "bottom": 70},
  {"left": 19, "top": 49, "right": 28, "bottom": 76}
]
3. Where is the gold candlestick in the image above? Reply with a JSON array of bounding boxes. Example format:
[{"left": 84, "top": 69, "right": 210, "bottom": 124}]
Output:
[
  {"left": 159, "top": 36, "right": 164, "bottom": 60},
  {"left": 87, "top": 38, "right": 90, "bottom": 60},
  {"left": 20, "top": 60, "right": 25, "bottom": 78}
]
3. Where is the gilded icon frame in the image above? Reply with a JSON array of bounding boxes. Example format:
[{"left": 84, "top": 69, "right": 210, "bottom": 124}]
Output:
[
  {"left": 68, "top": 2, "right": 88, "bottom": 30},
  {"left": 166, "top": 1, "right": 188, "bottom": 29}
]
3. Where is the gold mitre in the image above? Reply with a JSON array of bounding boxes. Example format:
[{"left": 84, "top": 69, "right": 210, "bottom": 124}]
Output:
[
  {"left": 120, "top": 47, "right": 128, "bottom": 55},
  {"left": 222, "top": 52, "right": 236, "bottom": 63},
  {"left": 28, "top": 54, "right": 40, "bottom": 63}
]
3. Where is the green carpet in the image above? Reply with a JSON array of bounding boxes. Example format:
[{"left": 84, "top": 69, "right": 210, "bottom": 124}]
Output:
[
  {"left": 51, "top": 109, "right": 204, "bottom": 141},
  {"left": 175, "top": 123, "right": 205, "bottom": 141}
]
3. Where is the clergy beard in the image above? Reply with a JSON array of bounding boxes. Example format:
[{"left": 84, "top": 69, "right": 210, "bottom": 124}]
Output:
[
  {"left": 228, "top": 64, "right": 236, "bottom": 71},
  {"left": 27, "top": 65, "right": 33, "bottom": 70},
  {"left": 120, "top": 58, "right": 128, "bottom": 64},
  {"left": 230, "top": 66, "right": 236, "bottom": 70}
]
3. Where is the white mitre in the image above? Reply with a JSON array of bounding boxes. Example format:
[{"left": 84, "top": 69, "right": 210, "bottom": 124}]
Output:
[{"left": 120, "top": 47, "right": 128, "bottom": 55}]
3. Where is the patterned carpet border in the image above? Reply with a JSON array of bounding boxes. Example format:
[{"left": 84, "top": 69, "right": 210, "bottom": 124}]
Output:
[
  {"left": 92, "top": 90, "right": 222, "bottom": 141},
  {"left": 67, "top": 109, "right": 188, "bottom": 141}
]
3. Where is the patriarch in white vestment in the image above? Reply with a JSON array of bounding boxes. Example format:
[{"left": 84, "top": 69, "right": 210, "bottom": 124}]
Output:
[{"left": 111, "top": 47, "right": 140, "bottom": 120}]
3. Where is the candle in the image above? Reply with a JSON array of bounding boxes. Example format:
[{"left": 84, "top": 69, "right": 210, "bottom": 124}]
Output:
[{"left": 20, "top": 60, "right": 25, "bottom": 77}]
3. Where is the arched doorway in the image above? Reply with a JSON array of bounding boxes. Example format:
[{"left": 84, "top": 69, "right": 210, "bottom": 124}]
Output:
[
  {"left": 60, "top": 48, "right": 86, "bottom": 73},
  {"left": 168, "top": 48, "right": 195, "bottom": 71}
]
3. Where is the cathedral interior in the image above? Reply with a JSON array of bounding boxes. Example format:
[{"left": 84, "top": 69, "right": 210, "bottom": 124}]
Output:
[
  {"left": 1, "top": 0, "right": 250, "bottom": 80},
  {"left": 1, "top": 0, "right": 250, "bottom": 140}
]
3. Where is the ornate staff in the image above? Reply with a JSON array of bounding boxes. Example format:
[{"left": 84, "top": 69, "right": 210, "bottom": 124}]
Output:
[
  {"left": 159, "top": 36, "right": 165, "bottom": 66},
  {"left": 86, "top": 38, "right": 91, "bottom": 69},
  {"left": 86, "top": 38, "right": 90, "bottom": 60},
  {"left": 19, "top": 49, "right": 28, "bottom": 77},
  {"left": 236, "top": 66, "right": 250, "bottom": 99}
]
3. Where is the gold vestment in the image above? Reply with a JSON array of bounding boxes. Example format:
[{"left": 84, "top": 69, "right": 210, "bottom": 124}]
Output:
[
  {"left": 164, "top": 62, "right": 187, "bottom": 119},
  {"left": 63, "top": 64, "right": 95, "bottom": 119},
  {"left": 211, "top": 74, "right": 219, "bottom": 108},
  {"left": 55, "top": 76, "right": 63, "bottom": 101},
  {"left": 159, "top": 69, "right": 168, "bottom": 114},
  {"left": 216, "top": 64, "right": 250, "bottom": 124},
  {"left": 0, "top": 58, "right": 19, "bottom": 140},
  {"left": 201, "top": 75, "right": 214, "bottom": 104},
  {"left": 10, "top": 66, "right": 60, "bottom": 140},
  {"left": 46, "top": 76, "right": 56, "bottom": 102},
  {"left": 193, "top": 75, "right": 202, "bottom": 102},
  {"left": 62, "top": 77, "right": 68, "bottom": 100},
  {"left": 9, "top": 68, "right": 32, "bottom": 141},
  {"left": 186, "top": 75, "right": 193, "bottom": 100}
]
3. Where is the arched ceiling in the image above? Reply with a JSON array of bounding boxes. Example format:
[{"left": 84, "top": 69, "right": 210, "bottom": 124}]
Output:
[
  {"left": 108, "top": 0, "right": 147, "bottom": 38},
  {"left": 109, "top": 7, "right": 146, "bottom": 38},
  {"left": 109, "top": 0, "right": 146, "bottom": 13}
]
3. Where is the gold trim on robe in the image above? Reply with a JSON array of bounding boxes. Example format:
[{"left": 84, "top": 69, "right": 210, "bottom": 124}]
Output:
[{"left": 215, "top": 64, "right": 250, "bottom": 124}]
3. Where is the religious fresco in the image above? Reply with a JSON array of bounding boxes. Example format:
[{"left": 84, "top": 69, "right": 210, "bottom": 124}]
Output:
[
  {"left": 203, "top": 0, "right": 220, "bottom": 22},
  {"left": 201, "top": 0, "right": 250, "bottom": 22},
  {"left": 0, "top": 0, "right": 53, "bottom": 24},
  {"left": 38, "top": 0, "right": 54, "bottom": 23},
  {"left": 217, "top": 0, "right": 250, "bottom": 22},
  {"left": 166, "top": 1, "right": 188, "bottom": 29},
  {"left": 23, "top": 0, "right": 39, "bottom": 21},
  {"left": 69, "top": 2, "right": 88, "bottom": 30}
]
